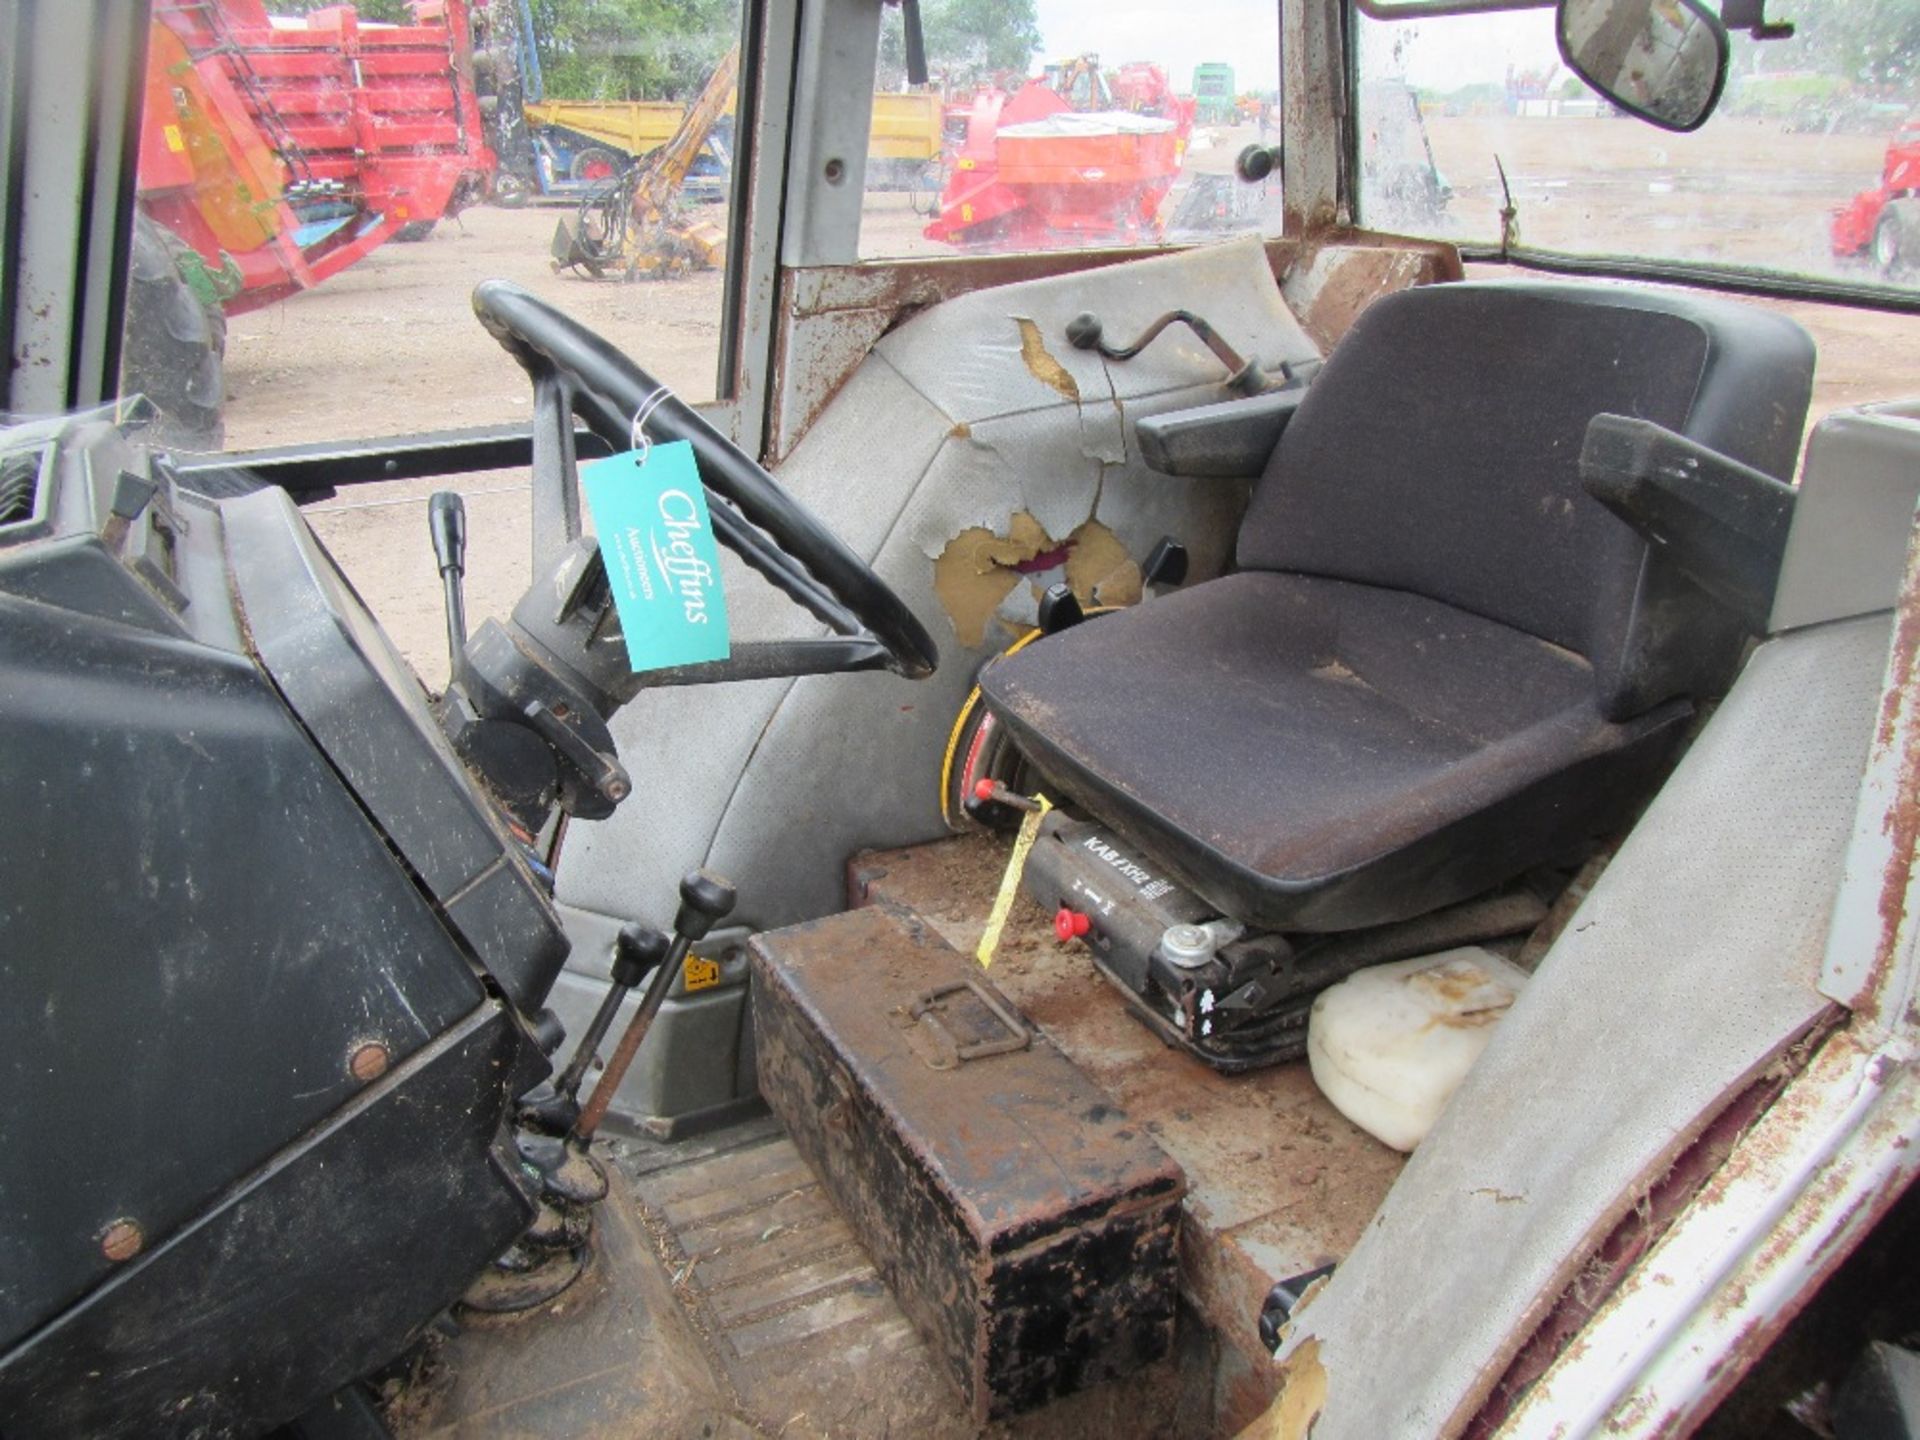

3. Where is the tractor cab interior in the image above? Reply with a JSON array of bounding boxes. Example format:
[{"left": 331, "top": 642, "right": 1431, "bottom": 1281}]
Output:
[{"left": 6, "top": 0, "right": 1920, "bottom": 1437}]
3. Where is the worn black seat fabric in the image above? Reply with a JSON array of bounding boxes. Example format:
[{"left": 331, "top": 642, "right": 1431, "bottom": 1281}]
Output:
[{"left": 980, "top": 282, "right": 1815, "bottom": 932}]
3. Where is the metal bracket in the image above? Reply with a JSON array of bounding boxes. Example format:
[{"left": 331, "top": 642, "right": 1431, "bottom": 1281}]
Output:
[{"left": 903, "top": 979, "right": 1032, "bottom": 1070}]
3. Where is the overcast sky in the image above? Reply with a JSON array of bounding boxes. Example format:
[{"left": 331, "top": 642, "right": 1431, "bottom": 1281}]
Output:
[{"left": 1029, "top": 3, "right": 1562, "bottom": 95}]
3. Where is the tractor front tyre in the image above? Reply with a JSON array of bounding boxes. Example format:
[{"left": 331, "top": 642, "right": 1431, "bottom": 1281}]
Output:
[
  {"left": 121, "top": 212, "right": 227, "bottom": 452},
  {"left": 1876, "top": 206, "right": 1914, "bottom": 280},
  {"left": 394, "top": 220, "right": 438, "bottom": 242}
]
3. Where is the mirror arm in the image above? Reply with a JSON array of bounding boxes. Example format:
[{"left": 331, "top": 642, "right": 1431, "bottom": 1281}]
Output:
[{"left": 1718, "top": 0, "right": 1793, "bottom": 40}]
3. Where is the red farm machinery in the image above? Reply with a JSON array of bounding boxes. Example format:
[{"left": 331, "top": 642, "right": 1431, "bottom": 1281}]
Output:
[
  {"left": 924, "top": 57, "right": 1196, "bottom": 251},
  {"left": 129, "top": 0, "right": 494, "bottom": 445},
  {"left": 1831, "top": 113, "right": 1920, "bottom": 279}
]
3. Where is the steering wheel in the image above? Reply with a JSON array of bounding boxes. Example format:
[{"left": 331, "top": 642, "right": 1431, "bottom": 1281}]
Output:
[{"left": 470, "top": 279, "right": 938, "bottom": 692}]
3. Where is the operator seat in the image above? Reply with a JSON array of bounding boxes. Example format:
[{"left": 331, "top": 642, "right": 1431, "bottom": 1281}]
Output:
[{"left": 978, "top": 282, "right": 1815, "bottom": 932}]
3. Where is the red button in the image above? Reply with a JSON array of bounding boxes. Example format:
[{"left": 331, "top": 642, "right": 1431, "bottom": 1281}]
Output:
[
  {"left": 973, "top": 778, "right": 999, "bottom": 802},
  {"left": 1054, "top": 907, "right": 1091, "bottom": 941}
]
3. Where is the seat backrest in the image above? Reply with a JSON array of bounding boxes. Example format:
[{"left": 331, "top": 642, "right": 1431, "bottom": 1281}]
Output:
[{"left": 1236, "top": 282, "right": 1814, "bottom": 718}]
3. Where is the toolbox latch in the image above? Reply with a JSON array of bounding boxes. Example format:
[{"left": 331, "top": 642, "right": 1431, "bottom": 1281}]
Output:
[{"left": 901, "top": 979, "right": 1032, "bottom": 1070}]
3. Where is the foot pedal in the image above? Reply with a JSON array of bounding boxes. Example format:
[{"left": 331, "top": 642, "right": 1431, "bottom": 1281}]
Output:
[{"left": 458, "top": 1243, "right": 589, "bottom": 1314}]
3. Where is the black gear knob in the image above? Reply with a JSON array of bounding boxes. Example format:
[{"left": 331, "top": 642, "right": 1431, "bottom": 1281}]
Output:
[
  {"left": 674, "top": 869, "right": 737, "bottom": 942},
  {"left": 610, "top": 922, "right": 669, "bottom": 988},
  {"left": 429, "top": 490, "right": 467, "bottom": 577},
  {"left": 1236, "top": 143, "right": 1282, "bottom": 183}
]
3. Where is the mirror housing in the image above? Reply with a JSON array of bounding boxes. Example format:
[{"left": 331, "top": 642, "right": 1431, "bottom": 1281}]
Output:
[{"left": 1556, "top": 0, "right": 1730, "bottom": 133}]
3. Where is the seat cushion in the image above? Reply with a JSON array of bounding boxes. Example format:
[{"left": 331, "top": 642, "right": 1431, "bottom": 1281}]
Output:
[{"left": 980, "top": 573, "right": 1691, "bottom": 931}]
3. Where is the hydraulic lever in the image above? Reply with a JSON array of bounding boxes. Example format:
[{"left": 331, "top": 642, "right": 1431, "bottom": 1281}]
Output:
[
  {"left": 428, "top": 490, "right": 468, "bottom": 680},
  {"left": 522, "top": 922, "right": 670, "bottom": 1134},
  {"left": 572, "top": 869, "right": 738, "bottom": 1142}
]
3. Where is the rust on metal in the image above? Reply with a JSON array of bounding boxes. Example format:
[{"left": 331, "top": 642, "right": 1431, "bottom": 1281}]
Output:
[
  {"left": 752, "top": 904, "right": 1187, "bottom": 1422},
  {"left": 1458, "top": 1007, "right": 1843, "bottom": 1438},
  {"left": 99, "top": 1218, "right": 144, "bottom": 1264},
  {"left": 848, "top": 832, "right": 1407, "bottom": 1389},
  {"left": 1861, "top": 532, "right": 1920, "bottom": 1029},
  {"left": 348, "top": 1040, "right": 391, "bottom": 1083},
  {"left": 1280, "top": 238, "right": 1464, "bottom": 354},
  {"left": 769, "top": 233, "right": 1459, "bottom": 457}
]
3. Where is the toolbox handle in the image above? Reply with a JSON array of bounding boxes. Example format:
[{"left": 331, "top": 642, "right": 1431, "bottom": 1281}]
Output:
[{"left": 908, "top": 979, "right": 1033, "bottom": 1070}]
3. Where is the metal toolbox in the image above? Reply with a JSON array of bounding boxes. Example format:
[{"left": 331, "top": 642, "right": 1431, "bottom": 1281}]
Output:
[{"left": 751, "top": 905, "right": 1186, "bottom": 1422}]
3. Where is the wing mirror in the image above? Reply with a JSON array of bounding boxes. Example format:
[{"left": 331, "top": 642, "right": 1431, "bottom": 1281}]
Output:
[{"left": 1556, "top": 0, "right": 1730, "bottom": 133}]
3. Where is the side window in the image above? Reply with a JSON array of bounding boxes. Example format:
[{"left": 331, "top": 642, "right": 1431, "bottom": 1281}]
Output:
[
  {"left": 859, "top": 5, "right": 1283, "bottom": 259},
  {"left": 1354, "top": 3, "right": 1920, "bottom": 292},
  {"left": 122, "top": 0, "right": 745, "bottom": 453}
]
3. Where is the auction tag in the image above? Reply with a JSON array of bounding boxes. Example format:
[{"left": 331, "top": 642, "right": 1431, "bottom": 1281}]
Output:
[{"left": 580, "top": 441, "right": 731, "bottom": 673}]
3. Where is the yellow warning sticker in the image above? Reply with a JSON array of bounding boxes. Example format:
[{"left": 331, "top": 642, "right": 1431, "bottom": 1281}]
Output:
[
  {"left": 684, "top": 955, "right": 722, "bottom": 992},
  {"left": 163, "top": 124, "right": 186, "bottom": 154}
]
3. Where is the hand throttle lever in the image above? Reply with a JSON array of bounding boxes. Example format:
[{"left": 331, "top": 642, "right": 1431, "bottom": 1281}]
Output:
[
  {"left": 429, "top": 490, "right": 469, "bottom": 680},
  {"left": 573, "top": 869, "right": 737, "bottom": 1142}
]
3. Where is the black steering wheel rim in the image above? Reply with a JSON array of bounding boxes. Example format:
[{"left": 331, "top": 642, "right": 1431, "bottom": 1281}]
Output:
[{"left": 471, "top": 278, "right": 938, "bottom": 682}]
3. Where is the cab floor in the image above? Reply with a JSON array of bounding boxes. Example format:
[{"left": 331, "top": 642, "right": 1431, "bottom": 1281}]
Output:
[
  {"left": 399, "top": 1114, "right": 1205, "bottom": 1438},
  {"left": 399, "top": 832, "right": 1406, "bottom": 1437}
]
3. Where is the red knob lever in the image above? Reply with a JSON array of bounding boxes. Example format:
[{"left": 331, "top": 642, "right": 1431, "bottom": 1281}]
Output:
[
  {"left": 972, "top": 777, "right": 1043, "bottom": 813},
  {"left": 1054, "top": 907, "right": 1091, "bottom": 942}
]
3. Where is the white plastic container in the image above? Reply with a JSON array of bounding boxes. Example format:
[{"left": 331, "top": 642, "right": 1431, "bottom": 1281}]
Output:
[{"left": 1307, "top": 946, "right": 1531, "bottom": 1152}]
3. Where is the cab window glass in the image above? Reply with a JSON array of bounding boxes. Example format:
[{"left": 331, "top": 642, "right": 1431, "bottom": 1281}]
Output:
[
  {"left": 860, "top": 2, "right": 1283, "bottom": 259},
  {"left": 122, "top": 0, "right": 743, "bottom": 453},
  {"left": 1354, "top": 3, "right": 1920, "bottom": 291}
]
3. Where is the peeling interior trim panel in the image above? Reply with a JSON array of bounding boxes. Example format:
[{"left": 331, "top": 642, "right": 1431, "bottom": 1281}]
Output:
[
  {"left": 1267, "top": 611, "right": 1892, "bottom": 1440},
  {"left": 558, "top": 238, "right": 1314, "bottom": 941}
]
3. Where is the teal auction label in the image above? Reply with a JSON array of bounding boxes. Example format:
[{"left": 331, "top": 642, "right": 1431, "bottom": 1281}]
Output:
[{"left": 580, "top": 441, "right": 731, "bottom": 672}]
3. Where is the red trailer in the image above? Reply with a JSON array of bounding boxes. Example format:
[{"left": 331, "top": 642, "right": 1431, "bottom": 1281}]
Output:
[
  {"left": 128, "top": 0, "right": 495, "bottom": 446},
  {"left": 136, "top": 0, "right": 494, "bottom": 315}
]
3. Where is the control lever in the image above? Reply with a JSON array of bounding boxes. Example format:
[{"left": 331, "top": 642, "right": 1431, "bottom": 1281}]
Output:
[
  {"left": 428, "top": 490, "right": 468, "bottom": 679},
  {"left": 523, "top": 923, "right": 670, "bottom": 1134},
  {"left": 572, "top": 869, "right": 738, "bottom": 1142},
  {"left": 1065, "top": 309, "right": 1278, "bottom": 396}
]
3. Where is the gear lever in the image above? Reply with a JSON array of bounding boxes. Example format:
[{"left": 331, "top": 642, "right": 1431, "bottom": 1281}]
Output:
[
  {"left": 428, "top": 490, "right": 468, "bottom": 679},
  {"left": 573, "top": 869, "right": 737, "bottom": 1142}
]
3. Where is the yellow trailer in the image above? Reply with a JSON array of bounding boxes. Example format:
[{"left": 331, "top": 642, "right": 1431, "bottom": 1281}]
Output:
[
  {"left": 523, "top": 98, "right": 686, "bottom": 159},
  {"left": 527, "top": 90, "right": 942, "bottom": 167},
  {"left": 868, "top": 92, "right": 942, "bottom": 162}
]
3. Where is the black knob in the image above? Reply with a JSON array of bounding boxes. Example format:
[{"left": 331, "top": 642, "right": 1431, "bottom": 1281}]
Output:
[
  {"left": 429, "top": 491, "right": 467, "bottom": 577},
  {"left": 674, "top": 869, "right": 737, "bottom": 941},
  {"left": 611, "top": 923, "right": 669, "bottom": 988},
  {"left": 1143, "top": 536, "right": 1189, "bottom": 588},
  {"left": 1038, "top": 583, "right": 1085, "bottom": 634},
  {"left": 1236, "top": 143, "right": 1282, "bottom": 184},
  {"left": 1065, "top": 312, "right": 1104, "bottom": 350}
]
